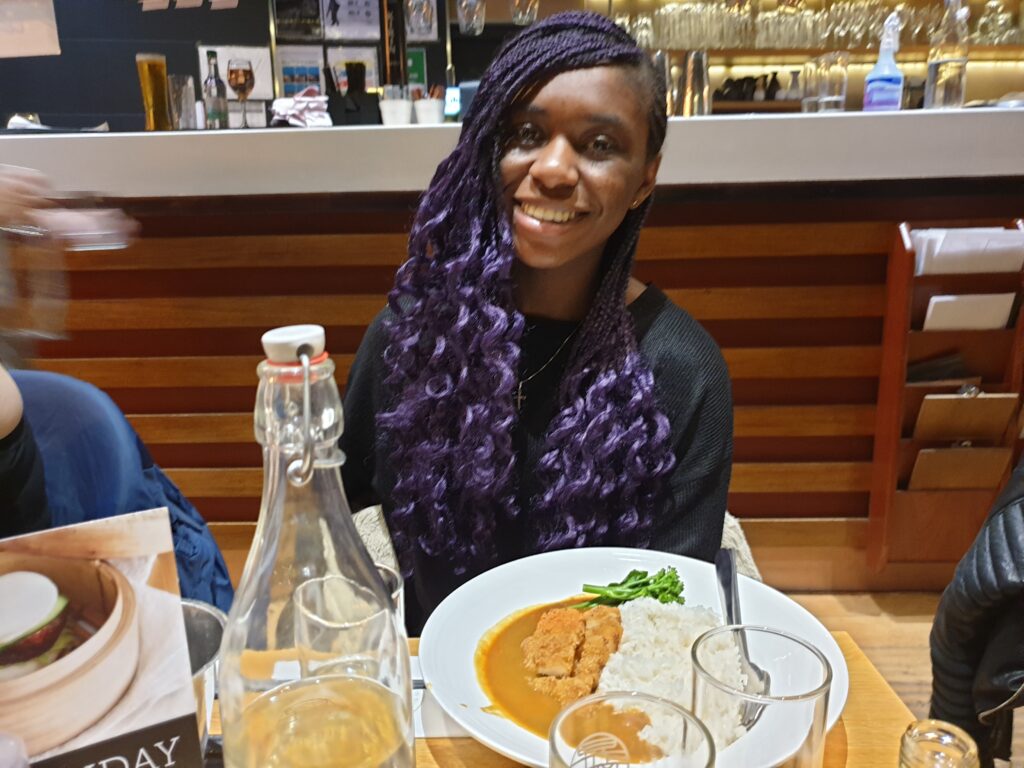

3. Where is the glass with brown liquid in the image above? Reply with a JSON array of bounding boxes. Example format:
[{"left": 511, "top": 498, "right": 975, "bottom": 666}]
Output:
[{"left": 227, "top": 59, "right": 255, "bottom": 128}]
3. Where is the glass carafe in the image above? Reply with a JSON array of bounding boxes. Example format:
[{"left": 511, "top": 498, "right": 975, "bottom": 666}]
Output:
[{"left": 218, "top": 324, "right": 413, "bottom": 768}]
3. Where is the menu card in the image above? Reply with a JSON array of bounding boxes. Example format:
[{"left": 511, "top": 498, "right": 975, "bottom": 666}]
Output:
[{"left": 0, "top": 509, "right": 203, "bottom": 768}]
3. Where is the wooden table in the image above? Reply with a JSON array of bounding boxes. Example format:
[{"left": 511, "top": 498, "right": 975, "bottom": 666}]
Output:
[{"left": 213, "top": 631, "right": 913, "bottom": 767}]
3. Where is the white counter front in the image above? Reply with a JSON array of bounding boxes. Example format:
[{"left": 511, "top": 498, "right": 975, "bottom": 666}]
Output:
[{"left": 0, "top": 109, "right": 1021, "bottom": 198}]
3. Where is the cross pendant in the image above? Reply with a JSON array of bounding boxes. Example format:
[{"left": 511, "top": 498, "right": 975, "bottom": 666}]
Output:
[{"left": 515, "top": 381, "right": 526, "bottom": 410}]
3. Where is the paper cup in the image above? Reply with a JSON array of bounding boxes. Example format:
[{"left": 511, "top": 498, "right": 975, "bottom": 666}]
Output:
[
  {"left": 414, "top": 98, "right": 445, "bottom": 124},
  {"left": 380, "top": 99, "right": 413, "bottom": 125}
]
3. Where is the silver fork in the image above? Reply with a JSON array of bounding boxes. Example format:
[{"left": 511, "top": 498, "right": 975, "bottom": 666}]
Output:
[{"left": 714, "top": 548, "right": 771, "bottom": 729}]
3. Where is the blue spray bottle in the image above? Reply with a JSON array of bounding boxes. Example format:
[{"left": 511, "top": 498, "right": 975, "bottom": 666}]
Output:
[{"left": 863, "top": 11, "right": 905, "bottom": 111}]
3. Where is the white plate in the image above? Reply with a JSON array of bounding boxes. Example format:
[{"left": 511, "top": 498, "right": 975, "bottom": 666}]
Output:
[{"left": 419, "top": 547, "right": 848, "bottom": 767}]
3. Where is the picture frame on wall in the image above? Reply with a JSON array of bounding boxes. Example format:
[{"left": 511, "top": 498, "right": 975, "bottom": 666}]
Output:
[
  {"left": 326, "top": 45, "right": 381, "bottom": 91},
  {"left": 275, "top": 0, "right": 324, "bottom": 40},
  {"left": 321, "top": 0, "right": 381, "bottom": 40},
  {"left": 275, "top": 45, "right": 326, "bottom": 96}
]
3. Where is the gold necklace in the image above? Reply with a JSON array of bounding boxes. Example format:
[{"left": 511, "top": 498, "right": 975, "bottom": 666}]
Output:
[{"left": 515, "top": 327, "right": 578, "bottom": 410}]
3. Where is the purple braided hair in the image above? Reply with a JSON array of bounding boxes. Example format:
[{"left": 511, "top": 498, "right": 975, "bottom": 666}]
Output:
[{"left": 379, "top": 11, "right": 673, "bottom": 576}]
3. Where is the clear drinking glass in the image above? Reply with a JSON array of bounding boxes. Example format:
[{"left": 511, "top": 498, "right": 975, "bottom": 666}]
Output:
[
  {"left": 406, "top": 0, "right": 434, "bottom": 37},
  {"left": 168, "top": 74, "right": 197, "bottom": 130},
  {"left": 457, "top": 0, "right": 486, "bottom": 35},
  {"left": 816, "top": 51, "right": 849, "bottom": 111},
  {"left": 182, "top": 599, "right": 227, "bottom": 757},
  {"left": 226, "top": 58, "right": 255, "bottom": 128},
  {"left": 899, "top": 719, "right": 980, "bottom": 768},
  {"left": 510, "top": 0, "right": 538, "bottom": 25},
  {"left": 691, "top": 626, "right": 832, "bottom": 768},
  {"left": 550, "top": 691, "right": 715, "bottom": 768},
  {"left": 801, "top": 59, "right": 820, "bottom": 111},
  {"left": 376, "top": 562, "right": 405, "bottom": 628}
]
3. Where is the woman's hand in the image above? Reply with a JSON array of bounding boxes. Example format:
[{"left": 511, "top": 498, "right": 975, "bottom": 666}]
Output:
[{"left": 0, "top": 165, "right": 53, "bottom": 228}]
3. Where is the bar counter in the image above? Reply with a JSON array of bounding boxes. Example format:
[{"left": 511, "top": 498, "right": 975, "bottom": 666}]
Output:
[
  {"left": 2, "top": 110, "right": 1023, "bottom": 595},
  {"left": 1, "top": 109, "right": 1024, "bottom": 196}
]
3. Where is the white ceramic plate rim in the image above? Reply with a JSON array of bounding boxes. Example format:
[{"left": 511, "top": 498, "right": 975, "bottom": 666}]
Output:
[{"left": 419, "top": 546, "right": 849, "bottom": 767}]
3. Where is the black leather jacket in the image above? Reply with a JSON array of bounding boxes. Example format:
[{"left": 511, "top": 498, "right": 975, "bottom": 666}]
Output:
[{"left": 930, "top": 459, "right": 1024, "bottom": 766}]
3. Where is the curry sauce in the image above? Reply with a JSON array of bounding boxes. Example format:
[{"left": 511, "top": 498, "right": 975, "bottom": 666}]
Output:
[
  {"left": 475, "top": 599, "right": 578, "bottom": 737},
  {"left": 475, "top": 598, "right": 662, "bottom": 762}
]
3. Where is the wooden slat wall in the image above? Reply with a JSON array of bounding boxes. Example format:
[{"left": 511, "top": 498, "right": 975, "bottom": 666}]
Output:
[{"left": 28, "top": 219, "right": 893, "bottom": 535}]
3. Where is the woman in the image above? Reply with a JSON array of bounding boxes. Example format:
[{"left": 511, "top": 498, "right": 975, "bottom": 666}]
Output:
[{"left": 341, "top": 11, "right": 732, "bottom": 632}]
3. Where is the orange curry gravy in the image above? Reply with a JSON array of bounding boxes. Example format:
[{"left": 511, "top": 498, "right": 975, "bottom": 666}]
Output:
[{"left": 474, "top": 599, "right": 661, "bottom": 762}]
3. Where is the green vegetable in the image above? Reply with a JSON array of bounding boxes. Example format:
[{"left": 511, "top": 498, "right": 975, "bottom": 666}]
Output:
[{"left": 576, "top": 567, "right": 686, "bottom": 609}]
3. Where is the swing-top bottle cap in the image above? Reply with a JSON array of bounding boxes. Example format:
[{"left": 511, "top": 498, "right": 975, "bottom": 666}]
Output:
[{"left": 261, "top": 325, "right": 326, "bottom": 363}]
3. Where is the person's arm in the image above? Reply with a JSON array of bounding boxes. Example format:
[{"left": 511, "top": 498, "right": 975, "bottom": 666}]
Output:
[
  {"left": 0, "top": 363, "right": 51, "bottom": 538},
  {"left": 0, "top": 362, "right": 23, "bottom": 439},
  {"left": 649, "top": 338, "right": 733, "bottom": 561},
  {"left": 340, "top": 311, "right": 389, "bottom": 512},
  {"left": 0, "top": 165, "right": 52, "bottom": 228}
]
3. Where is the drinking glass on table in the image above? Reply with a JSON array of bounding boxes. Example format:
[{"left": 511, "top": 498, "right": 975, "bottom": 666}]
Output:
[
  {"left": 227, "top": 58, "right": 255, "bottom": 128},
  {"left": 288, "top": 574, "right": 414, "bottom": 765},
  {"left": 549, "top": 691, "right": 715, "bottom": 767},
  {"left": 691, "top": 625, "right": 831, "bottom": 768}
]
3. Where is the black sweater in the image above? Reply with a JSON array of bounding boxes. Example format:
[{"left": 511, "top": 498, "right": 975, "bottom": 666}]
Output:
[{"left": 340, "top": 285, "right": 733, "bottom": 633}]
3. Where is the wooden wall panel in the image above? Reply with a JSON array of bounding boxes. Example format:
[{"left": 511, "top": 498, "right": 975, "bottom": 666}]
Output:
[
  {"left": 28, "top": 191, "right": 1020, "bottom": 592},
  {"left": 26, "top": 218, "right": 894, "bottom": 540}
]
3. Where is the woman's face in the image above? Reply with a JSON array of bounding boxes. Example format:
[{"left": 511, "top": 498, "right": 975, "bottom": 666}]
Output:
[{"left": 499, "top": 66, "right": 660, "bottom": 273}]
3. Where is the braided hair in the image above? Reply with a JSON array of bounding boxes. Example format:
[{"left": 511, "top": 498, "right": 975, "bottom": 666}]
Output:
[{"left": 378, "top": 11, "right": 673, "bottom": 577}]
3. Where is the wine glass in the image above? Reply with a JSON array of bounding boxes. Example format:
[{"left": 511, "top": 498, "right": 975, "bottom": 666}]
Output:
[{"left": 227, "top": 58, "right": 255, "bottom": 129}]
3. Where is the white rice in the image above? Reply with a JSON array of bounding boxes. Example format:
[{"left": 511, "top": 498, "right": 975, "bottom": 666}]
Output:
[{"left": 596, "top": 598, "right": 747, "bottom": 757}]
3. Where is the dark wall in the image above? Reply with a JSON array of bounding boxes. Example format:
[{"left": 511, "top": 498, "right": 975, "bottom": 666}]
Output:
[
  {"left": 449, "top": 23, "right": 519, "bottom": 83},
  {"left": 0, "top": 1, "right": 270, "bottom": 132}
]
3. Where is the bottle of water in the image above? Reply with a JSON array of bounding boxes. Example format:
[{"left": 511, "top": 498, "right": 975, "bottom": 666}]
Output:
[
  {"left": 218, "top": 325, "right": 413, "bottom": 768},
  {"left": 924, "top": 0, "right": 969, "bottom": 109}
]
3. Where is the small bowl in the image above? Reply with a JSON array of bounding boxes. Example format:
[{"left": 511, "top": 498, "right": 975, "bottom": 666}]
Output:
[{"left": 0, "top": 553, "right": 139, "bottom": 756}]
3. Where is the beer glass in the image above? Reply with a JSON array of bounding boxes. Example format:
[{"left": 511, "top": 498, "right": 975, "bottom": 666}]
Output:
[{"left": 135, "top": 53, "right": 173, "bottom": 131}]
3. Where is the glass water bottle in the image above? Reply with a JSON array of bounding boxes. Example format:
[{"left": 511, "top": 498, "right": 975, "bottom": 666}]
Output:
[
  {"left": 218, "top": 325, "right": 414, "bottom": 768},
  {"left": 924, "top": 0, "right": 969, "bottom": 109}
]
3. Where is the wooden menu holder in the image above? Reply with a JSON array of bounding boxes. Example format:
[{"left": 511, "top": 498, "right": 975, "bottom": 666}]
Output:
[
  {"left": 867, "top": 220, "right": 1024, "bottom": 571},
  {"left": 908, "top": 447, "right": 1013, "bottom": 490}
]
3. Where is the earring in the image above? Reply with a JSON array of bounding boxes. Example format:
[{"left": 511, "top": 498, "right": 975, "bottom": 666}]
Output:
[{"left": 630, "top": 199, "right": 643, "bottom": 210}]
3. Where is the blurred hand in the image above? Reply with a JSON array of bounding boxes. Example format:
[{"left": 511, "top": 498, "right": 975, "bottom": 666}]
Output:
[{"left": 0, "top": 165, "right": 53, "bottom": 228}]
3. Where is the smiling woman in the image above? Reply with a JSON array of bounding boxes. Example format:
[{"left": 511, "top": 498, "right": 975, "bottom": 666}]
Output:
[
  {"left": 340, "top": 11, "right": 733, "bottom": 635},
  {"left": 502, "top": 67, "right": 661, "bottom": 320}
]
